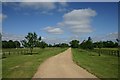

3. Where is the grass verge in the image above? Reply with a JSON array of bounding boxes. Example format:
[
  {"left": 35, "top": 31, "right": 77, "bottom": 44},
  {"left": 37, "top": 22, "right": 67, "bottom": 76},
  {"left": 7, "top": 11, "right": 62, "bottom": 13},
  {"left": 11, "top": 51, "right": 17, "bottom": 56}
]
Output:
[
  {"left": 2, "top": 47, "right": 67, "bottom": 78},
  {"left": 72, "top": 48, "right": 118, "bottom": 79}
]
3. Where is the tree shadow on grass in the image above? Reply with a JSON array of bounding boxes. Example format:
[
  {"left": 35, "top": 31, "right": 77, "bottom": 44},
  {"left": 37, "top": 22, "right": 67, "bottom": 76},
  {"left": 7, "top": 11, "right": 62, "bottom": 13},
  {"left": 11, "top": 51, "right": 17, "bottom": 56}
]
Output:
[{"left": 24, "top": 52, "right": 38, "bottom": 55}]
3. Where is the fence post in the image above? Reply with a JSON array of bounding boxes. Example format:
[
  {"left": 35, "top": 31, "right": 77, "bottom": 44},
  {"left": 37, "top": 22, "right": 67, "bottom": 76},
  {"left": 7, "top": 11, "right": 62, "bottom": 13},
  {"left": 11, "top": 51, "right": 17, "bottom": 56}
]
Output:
[
  {"left": 21, "top": 51, "right": 22, "bottom": 54},
  {"left": 112, "top": 50, "right": 114, "bottom": 56},
  {"left": 117, "top": 50, "right": 119, "bottom": 57},
  {"left": 18, "top": 51, "right": 19, "bottom": 55},
  {"left": 110, "top": 50, "right": 112, "bottom": 55},
  {"left": 113, "top": 50, "right": 114, "bottom": 56},
  {"left": 98, "top": 49, "right": 101, "bottom": 56},
  {"left": 116, "top": 50, "right": 118, "bottom": 56},
  {"left": 24, "top": 50, "right": 25, "bottom": 55},
  {"left": 3, "top": 52, "right": 5, "bottom": 56},
  {"left": 9, "top": 51, "right": 10, "bottom": 55}
]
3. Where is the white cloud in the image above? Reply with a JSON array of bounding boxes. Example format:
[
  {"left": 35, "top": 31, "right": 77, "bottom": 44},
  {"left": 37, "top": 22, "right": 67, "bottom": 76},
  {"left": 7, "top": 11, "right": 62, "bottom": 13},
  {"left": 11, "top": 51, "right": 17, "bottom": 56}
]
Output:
[
  {"left": 4, "top": 2, "right": 68, "bottom": 15},
  {"left": 58, "top": 8, "right": 67, "bottom": 12},
  {"left": 44, "top": 26, "right": 63, "bottom": 34},
  {"left": 19, "top": 2, "right": 68, "bottom": 11},
  {"left": 0, "top": 13, "right": 7, "bottom": 22},
  {"left": 43, "top": 37, "right": 69, "bottom": 44},
  {"left": 92, "top": 32, "right": 118, "bottom": 42},
  {"left": 61, "top": 8, "right": 97, "bottom": 33},
  {"left": 41, "top": 36, "right": 46, "bottom": 40},
  {"left": 20, "top": 2, "right": 56, "bottom": 10},
  {"left": 105, "top": 32, "right": 118, "bottom": 41},
  {"left": 2, "top": 32, "right": 25, "bottom": 41},
  {"left": 59, "top": 2, "right": 68, "bottom": 7},
  {"left": 41, "top": 11, "right": 53, "bottom": 15},
  {"left": 44, "top": 8, "right": 96, "bottom": 35}
]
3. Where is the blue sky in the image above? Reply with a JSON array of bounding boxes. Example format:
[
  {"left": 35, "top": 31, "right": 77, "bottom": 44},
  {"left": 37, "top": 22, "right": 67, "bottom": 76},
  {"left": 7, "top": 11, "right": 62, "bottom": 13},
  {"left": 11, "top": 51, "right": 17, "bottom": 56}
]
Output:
[{"left": 2, "top": 2, "right": 118, "bottom": 44}]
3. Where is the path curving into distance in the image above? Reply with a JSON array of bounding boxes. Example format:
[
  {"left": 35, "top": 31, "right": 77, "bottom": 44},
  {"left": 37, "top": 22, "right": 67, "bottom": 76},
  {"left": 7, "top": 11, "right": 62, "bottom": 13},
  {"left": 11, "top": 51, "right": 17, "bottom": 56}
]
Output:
[{"left": 33, "top": 48, "right": 98, "bottom": 78}]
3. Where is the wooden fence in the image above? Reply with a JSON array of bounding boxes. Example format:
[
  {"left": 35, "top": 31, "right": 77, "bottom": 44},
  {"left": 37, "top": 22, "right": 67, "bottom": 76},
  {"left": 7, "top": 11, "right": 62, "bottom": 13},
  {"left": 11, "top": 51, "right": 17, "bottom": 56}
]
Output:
[
  {"left": 90, "top": 49, "right": 119, "bottom": 57},
  {"left": 2, "top": 50, "right": 29, "bottom": 58},
  {"left": 1, "top": 48, "right": 41, "bottom": 59}
]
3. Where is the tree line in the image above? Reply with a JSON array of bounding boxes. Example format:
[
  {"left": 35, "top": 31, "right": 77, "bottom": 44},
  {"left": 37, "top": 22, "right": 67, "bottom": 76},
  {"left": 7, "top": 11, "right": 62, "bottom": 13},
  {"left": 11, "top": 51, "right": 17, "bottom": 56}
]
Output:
[
  {"left": 2, "top": 40, "right": 21, "bottom": 48},
  {"left": 69, "top": 37, "right": 118, "bottom": 49},
  {"left": 79, "top": 37, "right": 118, "bottom": 49},
  {"left": 2, "top": 32, "right": 118, "bottom": 51}
]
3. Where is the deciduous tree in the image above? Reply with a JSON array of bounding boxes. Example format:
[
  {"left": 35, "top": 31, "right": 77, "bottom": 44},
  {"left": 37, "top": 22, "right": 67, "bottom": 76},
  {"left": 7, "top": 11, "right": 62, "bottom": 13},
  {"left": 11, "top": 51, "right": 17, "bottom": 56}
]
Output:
[
  {"left": 21, "top": 32, "right": 40, "bottom": 54},
  {"left": 69, "top": 40, "right": 79, "bottom": 48}
]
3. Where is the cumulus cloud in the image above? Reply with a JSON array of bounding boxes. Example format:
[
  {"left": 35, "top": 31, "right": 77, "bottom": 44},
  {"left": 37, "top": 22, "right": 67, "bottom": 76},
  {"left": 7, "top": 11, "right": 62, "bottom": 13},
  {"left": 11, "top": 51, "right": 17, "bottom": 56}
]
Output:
[
  {"left": 20, "top": 2, "right": 56, "bottom": 10},
  {"left": 3, "top": 2, "right": 68, "bottom": 15},
  {"left": 92, "top": 32, "right": 118, "bottom": 42},
  {"left": 0, "top": 13, "right": 7, "bottom": 22},
  {"left": 44, "top": 26, "right": 63, "bottom": 34},
  {"left": 61, "top": 8, "right": 97, "bottom": 33},
  {"left": 44, "top": 8, "right": 96, "bottom": 34},
  {"left": 58, "top": 8, "right": 68, "bottom": 12},
  {"left": 2, "top": 32, "right": 25, "bottom": 41},
  {"left": 43, "top": 37, "right": 69, "bottom": 44},
  {"left": 5, "top": 1, "right": 68, "bottom": 11}
]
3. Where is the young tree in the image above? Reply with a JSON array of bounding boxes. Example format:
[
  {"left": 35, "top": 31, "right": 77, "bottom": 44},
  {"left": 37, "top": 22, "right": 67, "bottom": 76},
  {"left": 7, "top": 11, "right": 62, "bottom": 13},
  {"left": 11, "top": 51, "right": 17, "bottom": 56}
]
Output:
[
  {"left": 69, "top": 40, "right": 79, "bottom": 48},
  {"left": 35, "top": 36, "right": 41, "bottom": 47},
  {"left": 21, "top": 40, "right": 28, "bottom": 47},
  {"left": 21, "top": 32, "right": 40, "bottom": 55},
  {"left": 80, "top": 40, "right": 87, "bottom": 49}
]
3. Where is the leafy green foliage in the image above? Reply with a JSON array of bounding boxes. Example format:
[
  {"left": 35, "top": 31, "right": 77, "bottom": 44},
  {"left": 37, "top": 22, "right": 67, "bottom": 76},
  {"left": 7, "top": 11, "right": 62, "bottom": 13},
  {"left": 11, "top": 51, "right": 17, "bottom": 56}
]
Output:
[
  {"left": 69, "top": 40, "right": 79, "bottom": 48},
  {"left": 93, "top": 41, "right": 118, "bottom": 48},
  {"left": 14, "top": 41, "right": 20, "bottom": 48},
  {"left": 40, "top": 41, "right": 48, "bottom": 49},
  {"left": 52, "top": 43, "right": 69, "bottom": 48},
  {"left": 80, "top": 37, "right": 94, "bottom": 49},
  {"left": 80, "top": 37, "right": 118, "bottom": 49},
  {"left": 21, "top": 32, "right": 41, "bottom": 54},
  {"left": 60, "top": 43, "right": 69, "bottom": 48},
  {"left": 2, "top": 40, "right": 21, "bottom": 48}
]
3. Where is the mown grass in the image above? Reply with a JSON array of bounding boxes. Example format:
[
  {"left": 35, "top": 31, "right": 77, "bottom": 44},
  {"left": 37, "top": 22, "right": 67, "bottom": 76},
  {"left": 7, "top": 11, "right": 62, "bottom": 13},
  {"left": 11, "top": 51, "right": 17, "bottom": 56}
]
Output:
[
  {"left": 2, "top": 48, "right": 45, "bottom": 58},
  {"left": 72, "top": 48, "right": 118, "bottom": 79},
  {"left": 2, "top": 47, "right": 67, "bottom": 78}
]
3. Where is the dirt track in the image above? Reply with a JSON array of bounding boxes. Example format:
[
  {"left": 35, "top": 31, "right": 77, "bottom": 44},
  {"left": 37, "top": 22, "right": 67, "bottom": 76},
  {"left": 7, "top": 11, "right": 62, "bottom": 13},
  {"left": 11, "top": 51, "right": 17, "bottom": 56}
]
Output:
[{"left": 33, "top": 48, "right": 97, "bottom": 78}]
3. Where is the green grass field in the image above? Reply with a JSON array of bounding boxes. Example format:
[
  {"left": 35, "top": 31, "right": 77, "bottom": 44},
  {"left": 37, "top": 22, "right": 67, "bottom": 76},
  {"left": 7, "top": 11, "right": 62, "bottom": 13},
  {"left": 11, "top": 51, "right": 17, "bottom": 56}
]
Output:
[
  {"left": 2, "top": 47, "right": 67, "bottom": 78},
  {"left": 72, "top": 48, "right": 118, "bottom": 78}
]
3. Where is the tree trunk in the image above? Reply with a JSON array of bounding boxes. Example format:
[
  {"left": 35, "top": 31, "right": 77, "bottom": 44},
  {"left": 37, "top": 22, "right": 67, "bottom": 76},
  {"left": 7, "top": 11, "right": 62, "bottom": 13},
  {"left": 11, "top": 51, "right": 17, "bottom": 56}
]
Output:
[
  {"left": 99, "top": 48, "right": 101, "bottom": 56},
  {"left": 30, "top": 47, "right": 33, "bottom": 55}
]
